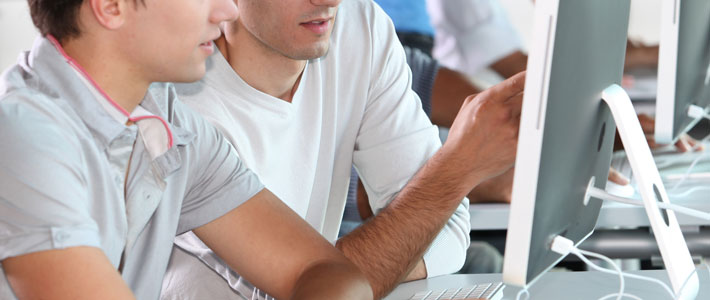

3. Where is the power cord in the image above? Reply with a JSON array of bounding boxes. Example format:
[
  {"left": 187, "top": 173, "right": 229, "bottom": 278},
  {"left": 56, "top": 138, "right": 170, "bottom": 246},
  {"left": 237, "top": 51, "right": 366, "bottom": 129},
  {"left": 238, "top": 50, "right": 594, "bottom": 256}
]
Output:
[
  {"left": 669, "top": 105, "right": 710, "bottom": 189},
  {"left": 586, "top": 186, "right": 710, "bottom": 221},
  {"left": 551, "top": 236, "right": 675, "bottom": 300},
  {"left": 551, "top": 235, "right": 710, "bottom": 300},
  {"left": 670, "top": 133, "right": 710, "bottom": 191},
  {"left": 515, "top": 287, "right": 530, "bottom": 300},
  {"left": 686, "top": 104, "right": 710, "bottom": 121}
]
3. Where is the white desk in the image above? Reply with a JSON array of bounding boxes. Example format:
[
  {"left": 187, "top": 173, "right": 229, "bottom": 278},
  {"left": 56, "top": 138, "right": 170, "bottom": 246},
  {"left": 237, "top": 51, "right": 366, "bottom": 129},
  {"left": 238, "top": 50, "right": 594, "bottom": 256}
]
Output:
[
  {"left": 469, "top": 151, "right": 710, "bottom": 230},
  {"left": 385, "top": 270, "right": 710, "bottom": 300},
  {"left": 469, "top": 197, "right": 710, "bottom": 231},
  {"left": 469, "top": 141, "right": 710, "bottom": 231}
]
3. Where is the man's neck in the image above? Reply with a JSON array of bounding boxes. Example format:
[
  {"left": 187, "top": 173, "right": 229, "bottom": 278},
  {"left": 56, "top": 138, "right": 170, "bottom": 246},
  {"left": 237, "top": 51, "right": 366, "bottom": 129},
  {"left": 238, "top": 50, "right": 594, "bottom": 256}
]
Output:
[
  {"left": 217, "top": 25, "right": 306, "bottom": 103},
  {"left": 61, "top": 36, "right": 150, "bottom": 115}
]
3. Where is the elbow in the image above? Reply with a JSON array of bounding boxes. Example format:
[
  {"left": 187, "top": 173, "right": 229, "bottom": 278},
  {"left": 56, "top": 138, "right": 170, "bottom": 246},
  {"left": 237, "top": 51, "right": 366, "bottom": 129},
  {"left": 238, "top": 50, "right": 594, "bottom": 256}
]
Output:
[
  {"left": 450, "top": 247, "right": 467, "bottom": 274},
  {"left": 290, "top": 260, "right": 373, "bottom": 300}
]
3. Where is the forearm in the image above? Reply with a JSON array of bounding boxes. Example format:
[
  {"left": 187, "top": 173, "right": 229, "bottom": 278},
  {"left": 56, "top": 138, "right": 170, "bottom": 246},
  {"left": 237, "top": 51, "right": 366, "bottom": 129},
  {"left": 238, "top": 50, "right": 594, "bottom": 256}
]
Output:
[
  {"left": 489, "top": 51, "right": 528, "bottom": 79},
  {"left": 291, "top": 260, "right": 373, "bottom": 300},
  {"left": 624, "top": 43, "right": 659, "bottom": 70},
  {"left": 3, "top": 247, "right": 136, "bottom": 300},
  {"left": 466, "top": 167, "right": 514, "bottom": 204},
  {"left": 336, "top": 149, "right": 477, "bottom": 298}
]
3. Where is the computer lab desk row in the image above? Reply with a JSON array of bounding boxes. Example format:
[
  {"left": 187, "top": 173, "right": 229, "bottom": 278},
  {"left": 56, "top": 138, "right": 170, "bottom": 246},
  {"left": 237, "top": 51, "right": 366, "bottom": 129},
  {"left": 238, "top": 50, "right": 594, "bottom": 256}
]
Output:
[
  {"left": 469, "top": 194, "right": 710, "bottom": 258},
  {"left": 469, "top": 194, "right": 710, "bottom": 230},
  {"left": 385, "top": 269, "right": 710, "bottom": 300}
]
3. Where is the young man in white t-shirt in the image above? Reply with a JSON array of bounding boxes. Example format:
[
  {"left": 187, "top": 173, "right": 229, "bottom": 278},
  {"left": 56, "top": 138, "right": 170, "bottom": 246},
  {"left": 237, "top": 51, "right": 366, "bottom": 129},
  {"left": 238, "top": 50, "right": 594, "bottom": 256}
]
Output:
[{"left": 162, "top": 0, "right": 524, "bottom": 298}]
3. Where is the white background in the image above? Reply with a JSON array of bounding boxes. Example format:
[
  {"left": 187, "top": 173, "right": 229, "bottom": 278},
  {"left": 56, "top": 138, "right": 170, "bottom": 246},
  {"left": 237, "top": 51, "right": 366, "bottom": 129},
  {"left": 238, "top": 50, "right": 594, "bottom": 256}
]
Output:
[{"left": 0, "top": 0, "right": 663, "bottom": 71}]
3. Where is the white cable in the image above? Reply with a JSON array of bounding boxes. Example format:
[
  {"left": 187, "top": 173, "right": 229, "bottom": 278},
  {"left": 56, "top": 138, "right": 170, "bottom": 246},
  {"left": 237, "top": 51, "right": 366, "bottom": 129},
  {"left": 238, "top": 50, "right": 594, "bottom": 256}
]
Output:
[
  {"left": 667, "top": 185, "right": 710, "bottom": 198},
  {"left": 656, "top": 200, "right": 710, "bottom": 220},
  {"left": 551, "top": 235, "right": 710, "bottom": 300},
  {"left": 671, "top": 150, "right": 709, "bottom": 190},
  {"left": 686, "top": 104, "right": 710, "bottom": 121},
  {"left": 571, "top": 248, "right": 625, "bottom": 300},
  {"left": 598, "top": 293, "right": 643, "bottom": 300},
  {"left": 515, "top": 287, "right": 530, "bottom": 300},
  {"left": 666, "top": 111, "right": 710, "bottom": 187},
  {"left": 588, "top": 187, "right": 710, "bottom": 221},
  {"left": 574, "top": 248, "right": 675, "bottom": 299},
  {"left": 551, "top": 236, "right": 674, "bottom": 299}
]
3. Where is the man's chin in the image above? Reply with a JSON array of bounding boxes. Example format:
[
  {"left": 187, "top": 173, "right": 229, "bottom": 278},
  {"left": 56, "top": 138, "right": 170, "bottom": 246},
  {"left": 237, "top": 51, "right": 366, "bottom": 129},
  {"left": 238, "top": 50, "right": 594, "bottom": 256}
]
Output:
[
  {"left": 168, "top": 69, "right": 207, "bottom": 84},
  {"left": 287, "top": 44, "right": 330, "bottom": 60}
]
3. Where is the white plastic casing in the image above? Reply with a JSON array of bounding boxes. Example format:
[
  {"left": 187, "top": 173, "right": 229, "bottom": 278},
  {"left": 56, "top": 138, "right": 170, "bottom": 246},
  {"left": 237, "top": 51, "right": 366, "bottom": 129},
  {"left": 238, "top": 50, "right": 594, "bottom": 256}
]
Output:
[
  {"left": 501, "top": 0, "right": 559, "bottom": 287},
  {"left": 602, "top": 85, "right": 698, "bottom": 300},
  {"left": 655, "top": 0, "right": 681, "bottom": 144}
]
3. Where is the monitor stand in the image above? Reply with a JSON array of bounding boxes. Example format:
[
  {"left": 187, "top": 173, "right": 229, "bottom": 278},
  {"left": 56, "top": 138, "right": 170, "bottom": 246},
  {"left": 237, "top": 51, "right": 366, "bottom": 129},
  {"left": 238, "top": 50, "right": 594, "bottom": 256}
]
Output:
[{"left": 585, "top": 84, "right": 699, "bottom": 299}]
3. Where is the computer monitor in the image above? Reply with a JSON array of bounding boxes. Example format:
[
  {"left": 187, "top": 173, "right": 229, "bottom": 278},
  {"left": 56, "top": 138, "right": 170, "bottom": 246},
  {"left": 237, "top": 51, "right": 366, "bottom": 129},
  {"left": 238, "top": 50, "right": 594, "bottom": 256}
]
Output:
[
  {"left": 504, "top": 1, "right": 699, "bottom": 298},
  {"left": 655, "top": 0, "right": 710, "bottom": 144},
  {"left": 502, "top": 0, "right": 628, "bottom": 288}
]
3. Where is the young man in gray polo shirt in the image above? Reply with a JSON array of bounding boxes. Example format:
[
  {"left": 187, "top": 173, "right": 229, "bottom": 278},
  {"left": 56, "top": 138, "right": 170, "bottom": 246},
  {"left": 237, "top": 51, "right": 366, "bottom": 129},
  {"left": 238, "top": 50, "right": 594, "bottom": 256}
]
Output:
[{"left": 0, "top": 0, "right": 372, "bottom": 299}]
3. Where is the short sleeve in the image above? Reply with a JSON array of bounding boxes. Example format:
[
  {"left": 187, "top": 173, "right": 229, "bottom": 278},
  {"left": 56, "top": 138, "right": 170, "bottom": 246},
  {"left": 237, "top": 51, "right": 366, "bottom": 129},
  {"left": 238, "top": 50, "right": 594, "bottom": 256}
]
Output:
[
  {"left": 0, "top": 94, "right": 100, "bottom": 261},
  {"left": 175, "top": 101, "right": 264, "bottom": 234},
  {"left": 355, "top": 3, "right": 470, "bottom": 277},
  {"left": 356, "top": 5, "right": 442, "bottom": 210}
]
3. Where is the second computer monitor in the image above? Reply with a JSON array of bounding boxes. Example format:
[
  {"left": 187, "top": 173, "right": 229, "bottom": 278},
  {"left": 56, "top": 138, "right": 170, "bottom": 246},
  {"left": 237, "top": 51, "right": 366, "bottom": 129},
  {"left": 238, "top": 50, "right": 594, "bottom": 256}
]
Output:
[
  {"left": 655, "top": 0, "right": 710, "bottom": 144},
  {"left": 502, "top": 0, "right": 630, "bottom": 287}
]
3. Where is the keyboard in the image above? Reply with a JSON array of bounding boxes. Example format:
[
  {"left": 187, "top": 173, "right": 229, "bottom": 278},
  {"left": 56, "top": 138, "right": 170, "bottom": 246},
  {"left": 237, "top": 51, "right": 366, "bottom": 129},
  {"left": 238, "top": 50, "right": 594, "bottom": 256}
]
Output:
[{"left": 407, "top": 282, "right": 504, "bottom": 300}]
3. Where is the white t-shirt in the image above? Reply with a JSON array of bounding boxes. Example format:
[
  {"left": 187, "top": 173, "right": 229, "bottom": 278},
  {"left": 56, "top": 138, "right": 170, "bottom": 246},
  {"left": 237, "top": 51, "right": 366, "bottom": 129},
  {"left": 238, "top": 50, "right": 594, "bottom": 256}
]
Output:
[
  {"left": 169, "top": 0, "right": 470, "bottom": 297},
  {"left": 427, "top": 0, "right": 523, "bottom": 76}
]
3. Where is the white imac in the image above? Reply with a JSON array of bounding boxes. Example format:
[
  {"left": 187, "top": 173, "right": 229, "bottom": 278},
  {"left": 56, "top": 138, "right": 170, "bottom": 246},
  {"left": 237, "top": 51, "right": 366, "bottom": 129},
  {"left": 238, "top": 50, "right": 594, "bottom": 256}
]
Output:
[
  {"left": 655, "top": 0, "right": 710, "bottom": 144},
  {"left": 503, "top": 0, "right": 699, "bottom": 299}
]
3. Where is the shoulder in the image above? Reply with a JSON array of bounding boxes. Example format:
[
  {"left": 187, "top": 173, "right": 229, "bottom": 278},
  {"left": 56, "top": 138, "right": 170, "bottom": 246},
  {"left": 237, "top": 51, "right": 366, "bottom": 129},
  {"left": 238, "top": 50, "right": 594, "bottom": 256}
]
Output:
[
  {"left": 331, "top": 0, "right": 400, "bottom": 52},
  {"left": 0, "top": 89, "right": 87, "bottom": 177},
  {"left": 0, "top": 88, "right": 76, "bottom": 140},
  {"left": 326, "top": 0, "right": 404, "bottom": 78},
  {"left": 334, "top": 0, "right": 396, "bottom": 40}
]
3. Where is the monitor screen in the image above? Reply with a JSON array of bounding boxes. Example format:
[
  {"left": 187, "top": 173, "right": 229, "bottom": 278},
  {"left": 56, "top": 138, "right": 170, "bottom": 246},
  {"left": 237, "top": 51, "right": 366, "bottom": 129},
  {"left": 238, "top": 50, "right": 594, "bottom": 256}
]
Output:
[
  {"left": 502, "top": 0, "right": 630, "bottom": 287},
  {"left": 655, "top": 0, "right": 710, "bottom": 144}
]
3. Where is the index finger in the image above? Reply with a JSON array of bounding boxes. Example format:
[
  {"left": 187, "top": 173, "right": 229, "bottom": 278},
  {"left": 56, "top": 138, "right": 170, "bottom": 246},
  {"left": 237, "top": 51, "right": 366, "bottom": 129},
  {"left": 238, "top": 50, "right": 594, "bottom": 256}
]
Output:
[{"left": 486, "top": 71, "right": 527, "bottom": 101}]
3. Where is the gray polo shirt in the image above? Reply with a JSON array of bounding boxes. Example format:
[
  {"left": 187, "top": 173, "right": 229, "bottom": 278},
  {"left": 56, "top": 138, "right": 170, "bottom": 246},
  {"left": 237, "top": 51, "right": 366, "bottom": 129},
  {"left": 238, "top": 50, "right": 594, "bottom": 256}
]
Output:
[{"left": 0, "top": 37, "right": 264, "bottom": 299}]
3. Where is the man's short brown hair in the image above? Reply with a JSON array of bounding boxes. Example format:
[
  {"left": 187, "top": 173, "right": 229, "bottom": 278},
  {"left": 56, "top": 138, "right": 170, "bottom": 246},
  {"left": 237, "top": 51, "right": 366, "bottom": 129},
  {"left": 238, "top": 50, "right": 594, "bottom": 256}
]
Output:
[
  {"left": 28, "top": 0, "right": 84, "bottom": 41},
  {"left": 27, "top": 0, "right": 145, "bottom": 41}
]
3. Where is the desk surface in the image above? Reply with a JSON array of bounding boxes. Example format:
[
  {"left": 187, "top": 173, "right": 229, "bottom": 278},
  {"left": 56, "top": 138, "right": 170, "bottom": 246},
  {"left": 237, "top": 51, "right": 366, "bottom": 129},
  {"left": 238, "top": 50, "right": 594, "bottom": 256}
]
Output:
[
  {"left": 469, "top": 144, "right": 710, "bottom": 231},
  {"left": 385, "top": 269, "right": 710, "bottom": 300},
  {"left": 469, "top": 197, "right": 710, "bottom": 230}
]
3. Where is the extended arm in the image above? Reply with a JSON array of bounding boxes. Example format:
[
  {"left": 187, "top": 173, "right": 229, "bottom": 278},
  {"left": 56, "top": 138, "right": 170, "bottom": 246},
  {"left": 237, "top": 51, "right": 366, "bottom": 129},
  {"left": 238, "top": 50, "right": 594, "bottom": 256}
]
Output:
[
  {"left": 194, "top": 189, "right": 372, "bottom": 300},
  {"left": 338, "top": 73, "right": 526, "bottom": 298},
  {"left": 3, "top": 247, "right": 135, "bottom": 300}
]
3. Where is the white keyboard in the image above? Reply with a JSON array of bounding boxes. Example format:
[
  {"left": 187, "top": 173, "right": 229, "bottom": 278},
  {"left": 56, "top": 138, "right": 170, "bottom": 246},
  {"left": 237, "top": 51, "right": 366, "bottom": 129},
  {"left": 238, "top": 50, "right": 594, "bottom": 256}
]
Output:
[{"left": 408, "top": 282, "right": 504, "bottom": 300}]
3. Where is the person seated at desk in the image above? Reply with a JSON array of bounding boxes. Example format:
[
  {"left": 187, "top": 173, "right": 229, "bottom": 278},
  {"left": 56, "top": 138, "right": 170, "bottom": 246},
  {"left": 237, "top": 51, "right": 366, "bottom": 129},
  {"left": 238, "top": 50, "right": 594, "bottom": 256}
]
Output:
[
  {"left": 0, "top": 0, "right": 373, "bottom": 299},
  {"left": 379, "top": 0, "right": 699, "bottom": 185},
  {"left": 341, "top": 29, "right": 699, "bottom": 278},
  {"left": 375, "top": 0, "right": 528, "bottom": 79},
  {"left": 159, "top": 0, "right": 526, "bottom": 299},
  {"left": 370, "top": 0, "right": 524, "bottom": 205}
]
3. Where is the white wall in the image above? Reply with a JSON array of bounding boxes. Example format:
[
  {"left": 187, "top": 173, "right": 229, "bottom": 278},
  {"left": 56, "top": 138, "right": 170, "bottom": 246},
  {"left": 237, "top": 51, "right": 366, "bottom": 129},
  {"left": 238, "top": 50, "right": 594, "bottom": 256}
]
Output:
[
  {"left": 0, "top": 0, "right": 38, "bottom": 71},
  {"left": 0, "top": 0, "right": 665, "bottom": 71},
  {"left": 498, "top": 0, "right": 663, "bottom": 52}
]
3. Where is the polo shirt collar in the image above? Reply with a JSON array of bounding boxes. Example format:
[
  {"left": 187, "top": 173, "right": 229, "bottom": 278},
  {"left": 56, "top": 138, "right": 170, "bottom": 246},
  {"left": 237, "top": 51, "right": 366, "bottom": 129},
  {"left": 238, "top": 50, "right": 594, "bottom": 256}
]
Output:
[{"left": 26, "top": 37, "right": 193, "bottom": 159}]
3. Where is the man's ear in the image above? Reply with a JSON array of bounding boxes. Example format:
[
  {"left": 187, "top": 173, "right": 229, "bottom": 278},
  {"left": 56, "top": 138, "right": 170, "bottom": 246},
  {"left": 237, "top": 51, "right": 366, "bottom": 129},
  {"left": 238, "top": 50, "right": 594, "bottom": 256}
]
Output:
[{"left": 86, "top": 0, "right": 128, "bottom": 30}]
